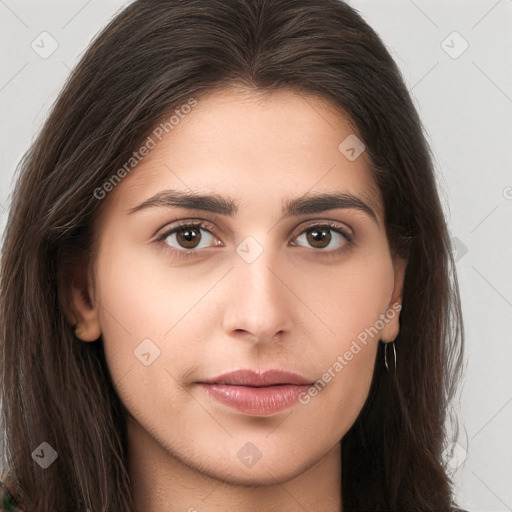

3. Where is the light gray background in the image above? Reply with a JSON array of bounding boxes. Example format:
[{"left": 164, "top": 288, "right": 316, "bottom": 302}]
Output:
[{"left": 0, "top": 1, "right": 511, "bottom": 511}]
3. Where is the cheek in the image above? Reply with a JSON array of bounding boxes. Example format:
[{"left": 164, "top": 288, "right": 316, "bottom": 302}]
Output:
[
  {"left": 293, "top": 250, "right": 393, "bottom": 419},
  {"left": 93, "top": 241, "right": 217, "bottom": 390},
  {"left": 298, "top": 246, "right": 395, "bottom": 347}
]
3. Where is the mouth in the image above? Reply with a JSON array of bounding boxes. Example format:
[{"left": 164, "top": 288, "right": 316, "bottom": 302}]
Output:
[{"left": 198, "top": 369, "right": 315, "bottom": 415}]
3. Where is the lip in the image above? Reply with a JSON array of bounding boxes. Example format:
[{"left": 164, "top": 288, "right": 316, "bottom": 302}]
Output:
[{"left": 198, "top": 369, "right": 315, "bottom": 415}]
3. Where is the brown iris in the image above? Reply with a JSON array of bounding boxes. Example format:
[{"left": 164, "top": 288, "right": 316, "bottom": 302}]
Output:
[
  {"left": 176, "top": 227, "right": 202, "bottom": 248},
  {"left": 306, "top": 227, "right": 332, "bottom": 248}
]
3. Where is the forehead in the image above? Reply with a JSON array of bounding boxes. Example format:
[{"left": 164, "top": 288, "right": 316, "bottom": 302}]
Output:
[{"left": 104, "top": 87, "right": 383, "bottom": 222}]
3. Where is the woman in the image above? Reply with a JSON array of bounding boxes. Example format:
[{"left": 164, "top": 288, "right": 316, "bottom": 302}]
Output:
[{"left": 0, "top": 0, "right": 466, "bottom": 510}]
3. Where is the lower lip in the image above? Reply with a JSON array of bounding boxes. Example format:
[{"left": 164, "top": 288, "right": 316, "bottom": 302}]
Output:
[{"left": 199, "top": 383, "right": 311, "bottom": 415}]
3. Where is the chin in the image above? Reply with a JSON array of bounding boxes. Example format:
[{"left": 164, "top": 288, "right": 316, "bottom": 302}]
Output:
[{"left": 204, "top": 461, "right": 308, "bottom": 487}]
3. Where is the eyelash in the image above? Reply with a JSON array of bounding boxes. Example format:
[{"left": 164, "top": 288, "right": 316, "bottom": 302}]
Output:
[{"left": 155, "top": 219, "right": 354, "bottom": 261}]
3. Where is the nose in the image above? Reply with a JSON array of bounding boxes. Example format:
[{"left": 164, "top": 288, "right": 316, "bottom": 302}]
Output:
[{"left": 221, "top": 243, "right": 294, "bottom": 345}]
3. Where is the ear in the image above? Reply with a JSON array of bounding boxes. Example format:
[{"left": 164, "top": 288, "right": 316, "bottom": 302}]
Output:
[
  {"left": 380, "top": 255, "right": 407, "bottom": 343},
  {"left": 66, "top": 262, "right": 102, "bottom": 343}
]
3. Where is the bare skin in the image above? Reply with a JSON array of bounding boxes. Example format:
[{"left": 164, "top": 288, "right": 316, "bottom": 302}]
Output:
[{"left": 70, "top": 87, "right": 406, "bottom": 511}]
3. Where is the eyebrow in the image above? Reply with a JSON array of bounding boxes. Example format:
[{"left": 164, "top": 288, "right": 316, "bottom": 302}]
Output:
[{"left": 127, "top": 189, "right": 378, "bottom": 222}]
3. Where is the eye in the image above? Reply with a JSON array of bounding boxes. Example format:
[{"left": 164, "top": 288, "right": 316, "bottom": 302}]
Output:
[
  {"left": 292, "top": 224, "right": 352, "bottom": 250},
  {"left": 159, "top": 222, "right": 217, "bottom": 250},
  {"left": 155, "top": 219, "right": 353, "bottom": 259}
]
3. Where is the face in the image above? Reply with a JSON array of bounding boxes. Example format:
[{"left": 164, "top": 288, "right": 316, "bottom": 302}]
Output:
[{"left": 72, "top": 87, "right": 405, "bottom": 486}]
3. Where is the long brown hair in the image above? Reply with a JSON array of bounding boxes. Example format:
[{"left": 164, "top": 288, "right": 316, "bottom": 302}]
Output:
[{"left": 0, "top": 0, "right": 464, "bottom": 510}]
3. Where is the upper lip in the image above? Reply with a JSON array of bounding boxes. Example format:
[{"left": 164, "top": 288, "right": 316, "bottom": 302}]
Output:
[{"left": 200, "top": 369, "right": 315, "bottom": 387}]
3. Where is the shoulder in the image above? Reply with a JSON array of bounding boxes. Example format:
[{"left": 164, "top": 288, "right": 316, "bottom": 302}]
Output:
[{"left": 0, "top": 479, "right": 24, "bottom": 512}]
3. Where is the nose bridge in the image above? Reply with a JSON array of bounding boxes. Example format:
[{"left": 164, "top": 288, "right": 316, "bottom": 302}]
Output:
[{"left": 223, "top": 236, "right": 293, "bottom": 341}]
